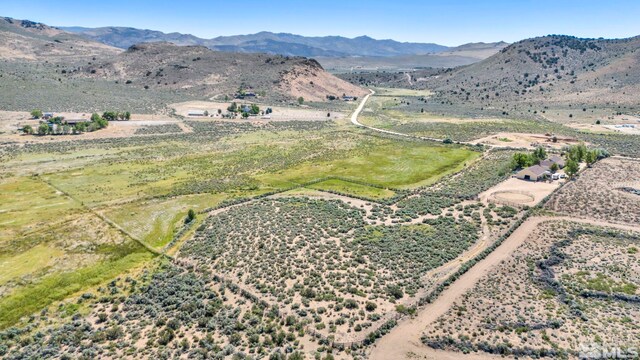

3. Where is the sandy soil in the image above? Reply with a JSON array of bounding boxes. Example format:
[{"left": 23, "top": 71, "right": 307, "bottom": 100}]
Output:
[
  {"left": 479, "top": 177, "right": 562, "bottom": 207},
  {"left": 367, "top": 216, "right": 640, "bottom": 360},
  {"left": 472, "top": 132, "right": 583, "bottom": 149},
  {"left": 171, "top": 100, "right": 346, "bottom": 121}
]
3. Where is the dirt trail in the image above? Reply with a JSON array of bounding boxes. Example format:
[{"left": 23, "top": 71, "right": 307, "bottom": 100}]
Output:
[
  {"left": 368, "top": 216, "right": 640, "bottom": 360},
  {"left": 350, "top": 89, "right": 497, "bottom": 147}
]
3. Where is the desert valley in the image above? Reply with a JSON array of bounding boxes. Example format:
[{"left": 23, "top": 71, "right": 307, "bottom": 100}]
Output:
[{"left": 0, "top": 3, "right": 639, "bottom": 359}]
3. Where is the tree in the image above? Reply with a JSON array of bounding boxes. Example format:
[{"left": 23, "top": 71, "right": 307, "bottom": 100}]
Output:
[
  {"left": 203, "top": 110, "right": 209, "bottom": 117},
  {"left": 250, "top": 104, "right": 260, "bottom": 115},
  {"left": 241, "top": 112, "right": 249, "bottom": 119},
  {"left": 585, "top": 149, "right": 598, "bottom": 167},
  {"left": 297, "top": 97, "right": 304, "bottom": 105},
  {"left": 22, "top": 125, "right": 33, "bottom": 134},
  {"left": 327, "top": 112, "right": 331, "bottom": 117},
  {"left": 37, "top": 123, "right": 50, "bottom": 135},
  {"left": 227, "top": 102, "right": 238, "bottom": 113},
  {"left": 30, "top": 109, "right": 43, "bottom": 119},
  {"left": 124, "top": 111, "right": 131, "bottom": 120},
  {"left": 550, "top": 162, "right": 559, "bottom": 173},
  {"left": 565, "top": 159, "right": 579, "bottom": 179},
  {"left": 533, "top": 147, "right": 547, "bottom": 162},
  {"left": 512, "top": 152, "right": 532, "bottom": 169},
  {"left": 186, "top": 209, "right": 196, "bottom": 223},
  {"left": 102, "top": 111, "right": 118, "bottom": 121}
]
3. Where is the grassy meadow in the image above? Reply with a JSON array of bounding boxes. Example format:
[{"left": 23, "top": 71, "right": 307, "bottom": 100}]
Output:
[{"left": 0, "top": 119, "right": 480, "bottom": 329}]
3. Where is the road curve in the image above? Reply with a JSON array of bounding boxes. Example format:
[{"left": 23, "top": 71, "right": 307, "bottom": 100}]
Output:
[
  {"left": 351, "top": 89, "right": 485, "bottom": 145},
  {"left": 368, "top": 216, "right": 640, "bottom": 360}
]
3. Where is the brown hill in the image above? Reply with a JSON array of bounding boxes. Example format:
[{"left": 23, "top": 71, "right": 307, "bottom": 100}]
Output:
[
  {"left": 0, "top": 17, "right": 120, "bottom": 60},
  {"left": 423, "top": 35, "right": 640, "bottom": 107},
  {"left": 81, "top": 42, "right": 366, "bottom": 102}
]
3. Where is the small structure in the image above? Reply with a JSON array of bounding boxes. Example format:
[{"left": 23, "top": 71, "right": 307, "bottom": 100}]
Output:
[
  {"left": 43, "top": 112, "right": 54, "bottom": 120},
  {"left": 540, "top": 155, "right": 565, "bottom": 169},
  {"left": 515, "top": 165, "right": 550, "bottom": 181},
  {"left": 342, "top": 95, "right": 355, "bottom": 101},
  {"left": 64, "top": 119, "right": 90, "bottom": 125},
  {"left": 187, "top": 110, "right": 206, "bottom": 117}
]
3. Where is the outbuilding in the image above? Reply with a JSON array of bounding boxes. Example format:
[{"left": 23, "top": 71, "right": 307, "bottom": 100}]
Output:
[
  {"left": 515, "top": 165, "right": 550, "bottom": 181},
  {"left": 187, "top": 110, "right": 206, "bottom": 117}
]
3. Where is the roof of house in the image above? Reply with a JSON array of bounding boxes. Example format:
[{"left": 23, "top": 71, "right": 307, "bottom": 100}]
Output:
[
  {"left": 549, "top": 155, "right": 565, "bottom": 163},
  {"left": 520, "top": 165, "right": 550, "bottom": 176}
]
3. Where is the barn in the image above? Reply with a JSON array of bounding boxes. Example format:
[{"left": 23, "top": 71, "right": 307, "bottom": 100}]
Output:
[{"left": 515, "top": 165, "right": 550, "bottom": 181}]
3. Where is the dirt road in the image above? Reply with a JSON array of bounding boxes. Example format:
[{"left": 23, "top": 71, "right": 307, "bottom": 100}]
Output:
[
  {"left": 368, "top": 216, "right": 640, "bottom": 360},
  {"left": 350, "top": 90, "right": 495, "bottom": 146}
]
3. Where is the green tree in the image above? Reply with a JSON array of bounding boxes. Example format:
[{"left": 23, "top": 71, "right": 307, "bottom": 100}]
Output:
[
  {"left": 37, "top": 123, "right": 50, "bottom": 135},
  {"left": 102, "top": 111, "right": 118, "bottom": 121},
  {"left": 512, "top": 152, "right": 532, "bottom": 169},
  {"left": 186, "top": 209, "right": 196, "bottom": 223},
  {"left": 124, "top": 111, "right": 131, "bottom": 120},
  {"left": 22, "top": 125, "right": 33, "bottom": 134},
  {"left": 533, "top": 147, "right": 547, "bottom": 162},
  {"left": 549, "top": 162, "right": 559, "bottom": 173},
  {"left": 250, "top": 104, "right": 260, "bottom": 115},
  {"left": 241, "top": 112, "right": 249, "bottom": 119},
  {"left": 585, "top": 149, "right": 598, "bottom": 167},
  {"left": 297, "top": 97, "right": 304, "bottom": 105},
  {"left": 565, "top": 159, "right": 579, "bottom": 179},
  {"left": 227, "top": 102, "right": 238, "bottom": 113},
  {"left": 30, "top": 109, "right": 43, "bottom": 119}
]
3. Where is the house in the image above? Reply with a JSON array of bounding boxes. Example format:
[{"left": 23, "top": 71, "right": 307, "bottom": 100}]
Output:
[
  {"left": 43, "top": 112, "right": 54, "bottom": 120},
  {"left": 187, "top": 110, "right": 206, "bottom": 117},
  {"left": 515, "top": 165, "right": 550, "bottom": 181},
  {"left": 548, "top": 155, "right": 565, "bottom": 168}
]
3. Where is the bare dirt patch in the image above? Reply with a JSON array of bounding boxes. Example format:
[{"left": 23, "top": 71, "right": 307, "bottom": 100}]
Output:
[
  {"left": 171, "top": 100, "right": 347, "bottom": 121},
  {"left": 479, "top": 177, "right": 561, "bottom": 207},
  {"left": 472, "top": 132, "right": 583, "bottom": 150}
]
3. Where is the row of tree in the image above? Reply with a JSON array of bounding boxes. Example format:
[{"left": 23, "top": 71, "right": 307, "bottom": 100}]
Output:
[{"left": 22, "top": 113, "right": 110, "bottom": 136}]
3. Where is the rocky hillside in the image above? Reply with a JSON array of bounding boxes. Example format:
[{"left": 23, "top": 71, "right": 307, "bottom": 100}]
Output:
[
  {"left": 81, "top": 42, "right": 366, "bottom": 102},
  {"left": 423, "top": 35, "right": 640, "bottom": 106},
  {"left": 0, "top": 17, "right": 120, "bottom": 60}
]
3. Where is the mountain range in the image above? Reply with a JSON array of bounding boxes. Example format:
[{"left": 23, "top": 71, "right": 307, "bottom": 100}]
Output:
[{"left": 62, "top": 26, "right": 466, "bottom": 58}]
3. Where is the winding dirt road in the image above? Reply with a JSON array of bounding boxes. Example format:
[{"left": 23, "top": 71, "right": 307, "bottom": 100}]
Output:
[
  {"left": 368, "top": 216, "right": 640, "bottom": 360},
  {"left": 351, "top": 89, "right": 496, "bottom": 146}
]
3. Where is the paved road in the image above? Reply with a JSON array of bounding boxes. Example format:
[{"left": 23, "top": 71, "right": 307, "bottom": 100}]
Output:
[{"left": 368, "top": 216, "right": 640, "bottom": 360}]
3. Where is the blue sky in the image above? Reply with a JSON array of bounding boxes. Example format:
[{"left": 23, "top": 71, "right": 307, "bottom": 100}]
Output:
[{"left": 3, "top": 0, "right": 640, "bottom": 46}]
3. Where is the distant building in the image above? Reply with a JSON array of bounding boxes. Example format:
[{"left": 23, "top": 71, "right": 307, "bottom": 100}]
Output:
[
  {"left": 43, "top": 112, "right": 54, "bottom": 120},
  {"left": 187, "top": 110, "right": 206, "bottom": 117},
  {"left": 515, "top": 165, "right": 550, "bottom": 181},
  {"left": 64, "top": 119, "right": 90, "bottom": 125}
]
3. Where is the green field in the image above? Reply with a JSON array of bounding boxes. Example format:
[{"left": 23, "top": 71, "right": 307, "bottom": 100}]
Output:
[
  {"left": 256, "top": 139, "right": 480, "bottom": 189},
  {"left": 307, "top": 179, "right": 396, "bottom": 199}
]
